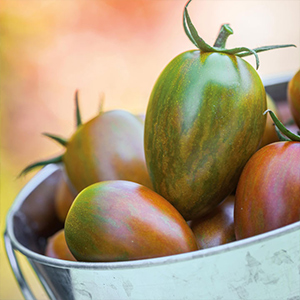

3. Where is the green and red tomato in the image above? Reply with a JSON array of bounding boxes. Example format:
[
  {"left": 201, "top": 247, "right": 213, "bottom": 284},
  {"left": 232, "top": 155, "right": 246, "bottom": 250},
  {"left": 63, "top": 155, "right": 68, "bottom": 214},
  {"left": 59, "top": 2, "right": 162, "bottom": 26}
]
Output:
[
  {"left": 21, "top": 92, "right": 152, "bottom": 193},
  {"left": 65, "top": 180, "right": 198, "bottom": 262},
  {"left": 144, "top": 1, "right": 294, "bottom": 221},
  {"left": 190, "top": 195, "right": 235, "bottom": 249},
  {"left": 235, "top": 111, "right": 300, "bottom": 239}
]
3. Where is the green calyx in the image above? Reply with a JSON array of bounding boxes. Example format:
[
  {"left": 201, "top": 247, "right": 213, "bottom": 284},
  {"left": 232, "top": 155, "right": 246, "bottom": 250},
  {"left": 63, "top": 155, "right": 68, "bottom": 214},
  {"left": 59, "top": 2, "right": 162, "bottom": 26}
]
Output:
[
  {"left": 183, "top": 0, "right": 296, "bottom": 69},
  {"left": 19, "top": 90, "right": 106, "bottom": 177},
  {"left": 75, "top": 90, "right": 82, "bottom": 127},
  {"left": 19, "top": 91, "right": 83, "bottom": 177},
  {"left": 18, "top": 155, "right": 64, "bottom": 177},
  {"left": 264, "top": 109, "right": 300, "bottom": 142}
]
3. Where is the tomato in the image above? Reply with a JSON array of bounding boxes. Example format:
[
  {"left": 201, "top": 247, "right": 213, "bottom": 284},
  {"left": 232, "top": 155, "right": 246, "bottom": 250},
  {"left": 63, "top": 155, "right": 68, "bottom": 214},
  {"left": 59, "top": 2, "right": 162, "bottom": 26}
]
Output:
[
  {"left": 145, "top": 19, "right": 265, "bottom": 221},
  {"left": 63, "top": 109, "right": 152, "bottom": 192},
  {"left": 45, "top": 229, "right": 76, "bottom": 261},
  {"left": 259, "top": 94, "right": 281, "bottom": 148},
  {"left": 235, "top": 141, "right": 300, "bottom": 239},
  {"left": 287, "top": 69, "right": 300, "bottom": 128},
  {"left": 54, "top": 175, "right": 77, "bottom": 223},
  {"left": 21, "top": 93, "right": 152, "bottom": 193},
  {"left": 235, "top": 109, "right": 300, "bottom": 240},
  {"left": 190, "top": 195, "right": 235, "bottom": 249},
  {"left": 64, "top": 180, "right": 198, "bottom": 262},
  {"left": 144, "top": 1, "right": 294, "bottom": 221}
]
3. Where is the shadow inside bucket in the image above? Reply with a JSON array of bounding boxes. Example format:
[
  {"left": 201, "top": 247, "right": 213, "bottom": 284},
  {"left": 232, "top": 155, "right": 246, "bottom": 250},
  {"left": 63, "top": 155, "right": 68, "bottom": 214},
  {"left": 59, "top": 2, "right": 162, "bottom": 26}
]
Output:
[{"left": 12, "top": 168, "right": 77, "bottom": 300}]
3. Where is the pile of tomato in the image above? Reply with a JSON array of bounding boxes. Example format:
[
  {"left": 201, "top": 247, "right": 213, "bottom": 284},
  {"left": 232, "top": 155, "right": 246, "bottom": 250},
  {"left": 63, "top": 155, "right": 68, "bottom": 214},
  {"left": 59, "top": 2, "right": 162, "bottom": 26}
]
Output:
[{"left": 21, "top": 1, "right": 300, "bottom": 263}]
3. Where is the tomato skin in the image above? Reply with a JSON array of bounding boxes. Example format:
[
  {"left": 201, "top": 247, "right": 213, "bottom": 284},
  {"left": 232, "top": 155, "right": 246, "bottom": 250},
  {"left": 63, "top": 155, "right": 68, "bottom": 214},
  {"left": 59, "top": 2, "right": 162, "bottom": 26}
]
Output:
[
  {"left": 65, "top": 180, "right": 198, "bottom": 262},
  {"left": 144, "top": 50, "right": 266, "bottom": 220},
  {"left": 63, "top": 110, "right": 152, "bottom": 193},
  {"left": 54, "top": 175, "right": 76, "bottom": 222},
  {"left": 45, "top": 229, "right": 76, "bottom": 261},
  {"left": 287, "top": 70, "right": 300, "bottom": 128},
  {"left": 235, "top": 142, "right": 300, "bottom": 240},
  {"left": 190, "top": 195, "right": 235, "bottom": 249},
  {"left": 259, "top": 94, "right": 280, "bottom": 148}
]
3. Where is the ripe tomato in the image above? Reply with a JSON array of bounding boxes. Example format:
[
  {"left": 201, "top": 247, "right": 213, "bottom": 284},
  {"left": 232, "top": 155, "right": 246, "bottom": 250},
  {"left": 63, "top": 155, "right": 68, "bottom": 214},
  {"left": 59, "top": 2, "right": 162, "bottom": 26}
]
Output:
[
  {"left": 259, "top": 94, "right": 281, "bottom": 148},
  {"left": 190, "top": 195, "right": 235, "bottom": 249},
  {"left": 45, "top": 229, "right": 76, "bottom": 261},
  {"left": 54, "top": 175, "right": 77, "bottom": 223},
  {"left": 287, "top": 69, "right": 300, "bottom": 128},
  {"left": 63, "top": 109, "right": 152, "bottom": 192},
  {"left": 235, "top": 141, "right": 300, "bottom": 240},
  {"left": 65, "top": 180, "right": 198, "bottom": 262},
  {"left": 21, "top": 93, "right": 152, "bottom": 193}
]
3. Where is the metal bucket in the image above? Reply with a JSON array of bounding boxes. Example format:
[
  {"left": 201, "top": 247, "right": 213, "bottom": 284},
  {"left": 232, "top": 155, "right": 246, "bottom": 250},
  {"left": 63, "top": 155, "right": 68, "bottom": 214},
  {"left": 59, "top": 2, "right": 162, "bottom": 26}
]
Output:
[{"left": 4, "top": 164, "right": 300, "bottom": 300}]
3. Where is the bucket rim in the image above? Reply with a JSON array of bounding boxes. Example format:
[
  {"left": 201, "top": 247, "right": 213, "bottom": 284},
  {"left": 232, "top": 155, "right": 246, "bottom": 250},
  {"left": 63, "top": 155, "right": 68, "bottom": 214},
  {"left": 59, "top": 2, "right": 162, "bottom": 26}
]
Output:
[{"left": 5, "top": 164, "right": 300, "bottom": 270}]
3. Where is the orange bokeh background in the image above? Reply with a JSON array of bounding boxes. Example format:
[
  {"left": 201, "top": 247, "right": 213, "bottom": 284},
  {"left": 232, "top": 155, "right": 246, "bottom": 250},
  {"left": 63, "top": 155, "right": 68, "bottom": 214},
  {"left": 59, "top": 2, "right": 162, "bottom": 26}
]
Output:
[{"left": 1, "top": 1, "right": 299, "bottom": 299}]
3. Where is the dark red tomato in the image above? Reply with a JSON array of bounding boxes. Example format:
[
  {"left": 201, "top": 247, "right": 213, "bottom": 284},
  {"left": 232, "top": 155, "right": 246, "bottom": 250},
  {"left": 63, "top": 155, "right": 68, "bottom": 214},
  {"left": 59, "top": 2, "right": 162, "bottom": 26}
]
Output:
[
  {"left": 235, "top": 142, "right": 300, "bottom": 240},
  {"left": 64, "top": 180, "right": 198, "bottom": 262},
  {"left": 190, "top": 195, "right": 235, "bottom": 249},
  {"left": 287, "top": 69, "right": 300, "bottom": 128}
]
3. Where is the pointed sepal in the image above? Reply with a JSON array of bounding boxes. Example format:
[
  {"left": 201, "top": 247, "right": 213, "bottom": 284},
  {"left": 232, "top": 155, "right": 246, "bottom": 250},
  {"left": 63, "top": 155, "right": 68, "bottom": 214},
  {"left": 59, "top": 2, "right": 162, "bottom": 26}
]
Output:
[
  {"left": 183, "top": 0, "right": 296, "bottom": 70},
  {"left": 75, "top": 90, "right": 82, "bottom": 128},
  {"left": 18, "top": 155, "right": 64, "bottom": 178},
  {"left": 42, "top": 133, "right": 68, "bottom": 147}
]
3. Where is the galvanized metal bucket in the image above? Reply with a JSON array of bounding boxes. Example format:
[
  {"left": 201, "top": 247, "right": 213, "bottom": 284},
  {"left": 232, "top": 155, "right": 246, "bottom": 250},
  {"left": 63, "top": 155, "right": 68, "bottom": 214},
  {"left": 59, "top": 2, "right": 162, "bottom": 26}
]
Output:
[{"left": 4, "top": 163, "right": 300, "bottom": 300}]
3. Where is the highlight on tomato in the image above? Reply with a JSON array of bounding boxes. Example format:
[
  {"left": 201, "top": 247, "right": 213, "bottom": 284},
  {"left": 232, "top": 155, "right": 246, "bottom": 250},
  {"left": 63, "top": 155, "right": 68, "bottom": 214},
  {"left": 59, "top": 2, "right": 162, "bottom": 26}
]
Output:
[
  {"left": 235, "top": 110, "right": 300, "bottom": 240},
  {"left": 144, "top": 0, "right": 296, "bottom": 220}
]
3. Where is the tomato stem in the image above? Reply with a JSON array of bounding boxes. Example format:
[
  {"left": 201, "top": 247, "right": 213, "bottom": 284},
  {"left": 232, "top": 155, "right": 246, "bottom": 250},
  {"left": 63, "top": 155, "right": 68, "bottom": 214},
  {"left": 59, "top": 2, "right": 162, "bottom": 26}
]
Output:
[
  {"left": 183, "top": 0, "right": 296, "bottom": 70},
  {"left": 98, "top": 92, "right": 105, "bottom": 114},
  {"left": 274, "top": 126, "right": 291, "bottom": 142},
  {"left": 213, "top": 24, "right": 233, "bottom": 48},
  {"left": 264, "top": 109, "right": 300, "bottom": 142}
]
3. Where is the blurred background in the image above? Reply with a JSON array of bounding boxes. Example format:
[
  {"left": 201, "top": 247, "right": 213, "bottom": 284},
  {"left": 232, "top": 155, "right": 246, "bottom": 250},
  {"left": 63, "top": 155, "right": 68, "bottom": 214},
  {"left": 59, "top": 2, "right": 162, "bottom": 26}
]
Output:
[{"left": 1, "top": 0, "right": 299, "bottom": 299}]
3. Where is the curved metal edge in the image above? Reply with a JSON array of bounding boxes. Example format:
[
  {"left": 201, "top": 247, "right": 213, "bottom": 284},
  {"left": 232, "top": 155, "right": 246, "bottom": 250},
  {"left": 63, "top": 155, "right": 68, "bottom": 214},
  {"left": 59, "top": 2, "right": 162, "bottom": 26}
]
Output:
[
  {"left": 14, "top": 221, "right": 300, "bottom": 271},
  {"left": 3, "top": 229, "right": 37, "bottom": 300},
  {"left": 5, "top": 164, "right": 300, "bottom": 271}
]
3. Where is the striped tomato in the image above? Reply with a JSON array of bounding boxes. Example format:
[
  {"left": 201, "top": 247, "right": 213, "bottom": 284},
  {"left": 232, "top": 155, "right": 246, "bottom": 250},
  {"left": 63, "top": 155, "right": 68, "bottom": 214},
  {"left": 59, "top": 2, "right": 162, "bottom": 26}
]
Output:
[
  {"left": 65, "top": 180, "right": 198, "bottom": 262},
  {"left": 20, "top": 92, "right": 152, "bottom": 193},
  {"left": 144, "top": 0, "right": 294, "bottom": 220},
  {"left": 235, "top": 111, "right": 300, "bottom": 239}
]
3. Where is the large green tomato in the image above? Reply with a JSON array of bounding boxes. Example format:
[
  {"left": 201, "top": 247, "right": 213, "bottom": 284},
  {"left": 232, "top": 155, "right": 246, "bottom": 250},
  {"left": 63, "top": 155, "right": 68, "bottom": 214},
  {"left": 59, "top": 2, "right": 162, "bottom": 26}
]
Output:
[
  {"left": 145, "top": 50, "right": 266, "bottom": 220},
  {"left": 144, "top": 1, "right": 294, "bottom": 221}
]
